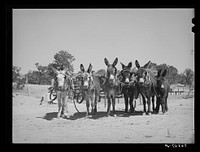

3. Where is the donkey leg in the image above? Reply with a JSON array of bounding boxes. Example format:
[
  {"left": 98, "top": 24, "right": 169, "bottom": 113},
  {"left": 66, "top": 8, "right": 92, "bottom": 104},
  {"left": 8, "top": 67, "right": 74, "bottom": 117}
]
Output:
[
  {"left": 86, "top": 99, "right": 90, "bottom": 117},
  {"left": 165, "top": 96, "right": 168, "bottom": 112},
  {"left": 155, "top": 96, "right": 160, "bottom": 114},
  {"left": 94, "top": 94, "right": 99, "bottom": 113},
  {"left": 147, "top": 97, "right": 151, "bottom": 115},
  {"left": 129, "top": 96, "right": 135, "bottom": 113},
  {"left": 107, "top": 97, "right": 111, "bottom": 116},
  {"left": 161, "top": 96, "right": 168, "bottom": 114},
  {"left": 90, "top": 96, "right": 94, "bottom": 115},
  {"left": 112, "top": 96, "right": 116, "bottom": 116},
  {"left": 62, "top": 93, "right": 69, "bottom": 118},
  {"left": 141, "top": 95, "right": 146, "bottom": 115},
  {"left": 124, "top": 96, "right": 129, "bottom": 113},
  {"left": 57, "top": 92, "right": 62, "bottom": 118},
  {"left": 152, "top": 96, "right": 155, "bottom": 112}
]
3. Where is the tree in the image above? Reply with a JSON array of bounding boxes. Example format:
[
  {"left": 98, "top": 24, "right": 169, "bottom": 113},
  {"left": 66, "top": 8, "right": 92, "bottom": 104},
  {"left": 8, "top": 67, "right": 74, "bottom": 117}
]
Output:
[
  {"left": 96, "top": 69, "right": 106, "bottom": 76},
  {"left": 53, "top": 50, "right": 75, "bottom": 73},
  {"left": 183, "top": 68, "right": 194, "bottom": 88},
  {"left": 12, "top": 66, "right": 25, "bottom": 89},
  {"left": 35, "top": 63, "right": 49, "bottom": 84},
  {"left": 13, "top": 66, "right": 21, "bottom": 82}
]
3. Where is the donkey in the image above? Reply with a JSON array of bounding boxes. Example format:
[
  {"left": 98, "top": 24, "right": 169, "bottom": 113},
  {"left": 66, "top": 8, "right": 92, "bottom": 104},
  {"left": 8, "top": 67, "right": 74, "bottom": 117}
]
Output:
[
  {"left": 80, "top": 63, "right": 101, "bottom": 117},
  {"left": 135, "top": 60, "right": 158, "bottom": 115},
  {"left": 120, "top": 62, "right": 139, "bottom": 113},
  {"left": 51, "top": 66, "right": 72, "bottom": 118},
  {"left": 104, "top": 58, "right": 119, "bottom": 116},
  {"left": 155, "top": 68, "right": 170, "bottom": 114}
]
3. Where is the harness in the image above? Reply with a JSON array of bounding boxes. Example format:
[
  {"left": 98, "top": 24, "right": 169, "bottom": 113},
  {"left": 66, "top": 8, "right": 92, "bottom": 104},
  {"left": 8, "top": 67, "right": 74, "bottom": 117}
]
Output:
[
  {"left": 138, "top": 69, "right": 159, "bottom": 97},
  {"left": 119, "top": 69, "right": 137, "bottom": 87},
  {"left": 55, "top": 73, "right": 71, "bottom": 92}
]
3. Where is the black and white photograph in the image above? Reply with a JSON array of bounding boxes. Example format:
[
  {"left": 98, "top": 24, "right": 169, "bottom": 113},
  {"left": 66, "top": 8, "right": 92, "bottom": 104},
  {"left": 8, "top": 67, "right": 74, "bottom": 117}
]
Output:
[{"left": 12, "top": 8, "right": 194, "bottom": 144}]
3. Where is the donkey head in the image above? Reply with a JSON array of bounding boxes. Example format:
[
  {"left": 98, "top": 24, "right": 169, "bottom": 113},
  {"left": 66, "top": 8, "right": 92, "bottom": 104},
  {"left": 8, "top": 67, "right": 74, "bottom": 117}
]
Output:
[
  {"left": 156, "top": 68, "right": 168, "bottom": 90},
  {"left": 135, "top": 60, "right": 152, "bottom": 86},
  {"left": 104, "top": 58, "right": 118, "bottom": 85},
  {"left": 80, "top": 63, "right": 94, "bottom": 89},
  {"left": 120, "top": 62, "right": 133, "bottom": 84},
  {"left": 51, "top": 66, "right": 68, "bottom": 88}
]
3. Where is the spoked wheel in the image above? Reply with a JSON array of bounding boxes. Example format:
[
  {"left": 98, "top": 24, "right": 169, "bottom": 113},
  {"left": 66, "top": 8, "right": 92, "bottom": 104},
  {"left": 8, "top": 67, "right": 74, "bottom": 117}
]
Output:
[
  {"left": 76, "top": 91, "right": 84, "bottom": 104},
  {"left": 49, "top": 91, "right": 57, "bottom": 102},
  {"left": 72, "top": 90, "right": 84, "bottom": 113}
]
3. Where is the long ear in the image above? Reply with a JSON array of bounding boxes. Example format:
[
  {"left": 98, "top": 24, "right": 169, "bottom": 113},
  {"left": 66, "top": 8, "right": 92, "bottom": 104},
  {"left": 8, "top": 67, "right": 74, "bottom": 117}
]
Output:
[
  {"left": 51, "top": 66, "right": 59, "bottom": 75},
  {"left": 162, "top": 69, "right": 167, "bottom": 77},
  {"left": 127, "top": 62, "right": 132, "bottom": 69},
  {"left": 104, "top": 58, "right": 110, "bottom": 67},
  {"left": 120, "top": 62, "right": 125, "bottom": 69},
  {"left": 80, "top": 64, "right": 85, "bottom": 72},
  {"left": 157, "top": 69, "right": 162, "bottom": 78},
  {"left": 135, "top": 60, "right": 140, "bottom": 69},
  {"left": 112, "top": 58, "right": 118, "bottom": 67},
  {"left": 87, "top": 63, "right": 93, "bottom": 73},
  {"left": 62, "top": 66, "right": 68, "bottom": 73},
  {"left": 143, "top": 61, "right": 151, "bottom": 68}
]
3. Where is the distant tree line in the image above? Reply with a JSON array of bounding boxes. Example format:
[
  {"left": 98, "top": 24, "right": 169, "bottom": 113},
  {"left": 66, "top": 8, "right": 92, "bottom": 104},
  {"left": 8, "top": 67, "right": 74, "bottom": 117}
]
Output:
[
  {"left": 13, "top": 50, "right": 194, "bottom": 90},
  {"left": 149, "top": 63, "right": 194, "bottom": 88}
]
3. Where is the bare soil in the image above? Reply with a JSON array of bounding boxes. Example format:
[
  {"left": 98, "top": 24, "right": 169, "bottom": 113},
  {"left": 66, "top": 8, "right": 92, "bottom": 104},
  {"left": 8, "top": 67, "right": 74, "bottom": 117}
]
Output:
[{"left": 12, "top": 85, "right": 194, "bottom": 143}]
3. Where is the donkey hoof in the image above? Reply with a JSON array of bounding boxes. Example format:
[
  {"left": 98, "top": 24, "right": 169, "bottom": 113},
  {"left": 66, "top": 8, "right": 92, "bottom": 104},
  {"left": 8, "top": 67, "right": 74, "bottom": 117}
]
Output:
[
  {"left": 106, "top": 114, "right": 110, "bottom": 117},
  {"left": 147, "top": 112, "right": 152, "bottom": 115},
  {"left": 57, "top": 115, "right": 60, "bottom": 119},
  {"left": 142, "top": 112, "right": 146, "bottom": 116}
]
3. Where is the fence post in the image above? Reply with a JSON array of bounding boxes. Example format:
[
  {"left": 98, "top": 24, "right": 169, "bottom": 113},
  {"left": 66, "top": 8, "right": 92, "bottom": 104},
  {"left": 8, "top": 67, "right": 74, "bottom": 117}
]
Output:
[{"left": 25, "top": 76, "right": 30, "bottom": 96}]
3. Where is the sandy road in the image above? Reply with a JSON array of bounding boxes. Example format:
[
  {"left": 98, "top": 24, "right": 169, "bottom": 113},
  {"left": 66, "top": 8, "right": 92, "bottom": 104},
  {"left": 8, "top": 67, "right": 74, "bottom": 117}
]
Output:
[{"left": 12, "top": 93, "right": 194, "bottom": 143}]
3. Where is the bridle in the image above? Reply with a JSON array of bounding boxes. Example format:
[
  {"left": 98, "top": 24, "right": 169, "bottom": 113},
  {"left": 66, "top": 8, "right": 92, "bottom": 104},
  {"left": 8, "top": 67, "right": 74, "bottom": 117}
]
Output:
[
  {"left": 56, "top": 73, "right": 71, "bottom": 92},
  {"left": 119, "top": 69, "right": 137, "bottom": 87},
  {"left": 105, "top": 66, "right": 119, "bottom": 87},
  {"left": 137, "top": 68, "right": 151, "bottom": 87},
  {"left": 80, "top": 72, "right": 95, "bottom": 91}
]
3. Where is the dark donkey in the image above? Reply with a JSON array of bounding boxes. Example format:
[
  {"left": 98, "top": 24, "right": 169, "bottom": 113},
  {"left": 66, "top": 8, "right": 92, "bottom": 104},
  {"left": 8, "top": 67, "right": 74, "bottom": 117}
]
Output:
[
  {"left": 104, "top": 58, "right": 119, "bottom": 117},
  {"left": 135, "top": 60, "right": 158, "bottom": 115},
  {"left": 155, "top": 68, "right": 170, "bottom": 114},
  {"left": 120, "top": 62, "right": 139, "bottom": 113},
  {"left": 80, "top": 63, "right": 101, "bottom": 117}
]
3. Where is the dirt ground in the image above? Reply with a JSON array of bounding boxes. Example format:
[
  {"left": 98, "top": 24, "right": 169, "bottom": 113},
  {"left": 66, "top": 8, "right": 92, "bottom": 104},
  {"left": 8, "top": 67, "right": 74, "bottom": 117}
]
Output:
[{"left": 12, "top": 85, "right": 194, "bottom": 143}]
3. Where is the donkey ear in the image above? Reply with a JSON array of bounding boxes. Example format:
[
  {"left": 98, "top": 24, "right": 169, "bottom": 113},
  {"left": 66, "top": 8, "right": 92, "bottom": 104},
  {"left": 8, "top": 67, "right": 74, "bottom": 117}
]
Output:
[
  {"left": 104, "top": 58, "right": 110, "bottom": 67},
  {"left": 87, "top": 63, "right": 93, "bottom": 73},
  {"left": 63, "top": 67, "right": 69, "bottom": 74},
  {"left": 157, "top": 69, "right": 162, "bottom": 78},
  {"left": 143, "top": 61, "right": 151, "bottom": 68},
  {"left": 162, "top": 69, "right": 167, "bottom": 77},
  {"left": 51, "top": 66, "right": 59, "bottom": 75},
  {"left": 112, "top": 58, "right": 118, "bottom": 67},
  {"left": 135, "top": 60, "right": 140, "bottom": 69},
  {"left": 120, "top": 62, "right": 125, "bottom": 69},
  {"left": 80, "top": 64, "right": 85, "bottom": 72},
  {"left": 128, "top": 62, "right": 132, "bottom": 69}
]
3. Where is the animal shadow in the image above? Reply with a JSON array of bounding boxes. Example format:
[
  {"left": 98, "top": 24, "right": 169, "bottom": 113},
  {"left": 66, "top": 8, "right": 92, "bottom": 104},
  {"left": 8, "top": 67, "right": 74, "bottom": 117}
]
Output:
[
  {"left": 68, "top": 110, "right": 134, "bottom": 120},
  {"left": 39, "top": 112, "right": 58, "bottom": 121}
]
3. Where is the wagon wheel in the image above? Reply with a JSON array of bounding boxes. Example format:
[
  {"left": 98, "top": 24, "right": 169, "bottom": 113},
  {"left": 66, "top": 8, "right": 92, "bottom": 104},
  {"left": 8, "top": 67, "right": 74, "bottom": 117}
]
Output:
[
  {"left": 76, "top": 91, "right": 84, "bottom": 104},
  {"left": 72, "top": 90, "right": 84, "bottom": 113},
  {"left": 49, "top": 91, "right": 57, "bottom": 101}
]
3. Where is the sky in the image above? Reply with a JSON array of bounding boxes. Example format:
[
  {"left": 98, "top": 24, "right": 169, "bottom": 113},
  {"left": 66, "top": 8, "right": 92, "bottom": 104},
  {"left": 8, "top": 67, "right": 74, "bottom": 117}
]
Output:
[{"left": 13, "top": 9, "right": 194, "bottom": 74}]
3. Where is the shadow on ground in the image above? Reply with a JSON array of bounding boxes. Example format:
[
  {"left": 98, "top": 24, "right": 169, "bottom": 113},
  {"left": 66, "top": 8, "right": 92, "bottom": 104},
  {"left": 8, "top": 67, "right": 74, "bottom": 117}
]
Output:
[
  {"left": 38, "top": 110, "right": 146, "bottom": 121},
  {"left": 37, "top": 112, "right": 58, "bottom": 121},
  {"left": 67, "top": 110, "right": 145, "bottom": 120}
]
